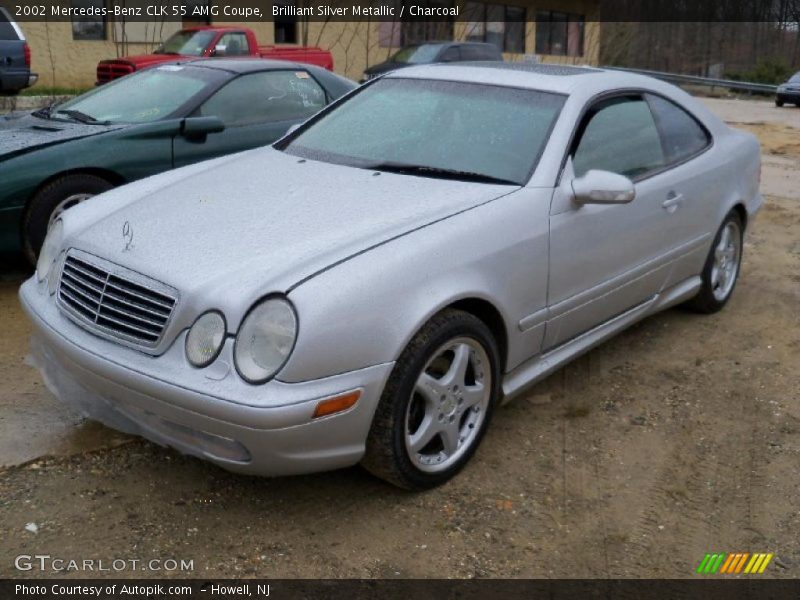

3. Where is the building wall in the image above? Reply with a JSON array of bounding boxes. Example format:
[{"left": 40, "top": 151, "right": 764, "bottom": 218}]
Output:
[{"left": 22, "top": 0, "right": 599, "bottom": 90}]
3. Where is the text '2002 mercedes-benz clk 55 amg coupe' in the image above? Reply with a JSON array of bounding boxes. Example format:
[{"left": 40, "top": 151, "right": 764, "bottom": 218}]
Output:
[{"left": 21, "top": 63, "right": 762, "bottom": 489}]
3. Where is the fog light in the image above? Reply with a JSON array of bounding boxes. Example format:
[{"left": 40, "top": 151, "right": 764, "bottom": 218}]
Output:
[{"left": 186, "top": 311, "right": 226, "bottom": 368}]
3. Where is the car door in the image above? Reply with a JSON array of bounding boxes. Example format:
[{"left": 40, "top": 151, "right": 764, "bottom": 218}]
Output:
[
  {"left": 172, "top": 70, "right": 328, "bottom": 168},
  {"left": 644, "top": 93, "right": 716, "bottom": 287},
  {"left": 544, "top": 93, "right": 682, "bottom": 350}
]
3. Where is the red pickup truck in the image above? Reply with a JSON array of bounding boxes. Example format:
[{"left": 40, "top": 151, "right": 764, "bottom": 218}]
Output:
[{"left": 97, "top": 26, "right": 333, "bottom": 84}]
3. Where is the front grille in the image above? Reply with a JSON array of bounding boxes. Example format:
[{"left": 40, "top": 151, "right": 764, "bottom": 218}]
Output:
[{"left": 57, "top": 251, "right": 177, "bottom": 349}]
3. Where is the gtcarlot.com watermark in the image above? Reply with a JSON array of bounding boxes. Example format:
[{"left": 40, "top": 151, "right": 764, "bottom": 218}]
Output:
[{"left": 15, "top": 554, "right": 194, "bottom": 573}]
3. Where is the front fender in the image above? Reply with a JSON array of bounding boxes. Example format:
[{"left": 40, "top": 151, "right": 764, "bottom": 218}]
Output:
[{"left": 280, "top": 187, "right": 552, "bottom": 383}]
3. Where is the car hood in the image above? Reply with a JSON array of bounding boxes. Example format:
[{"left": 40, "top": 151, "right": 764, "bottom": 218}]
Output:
[
  {"left": 364, "top": 61, "right": 405, "bottom": 76},
  {"left": 0, "top": 113, "right": 124, "bottom": 160},
  {"left": 69, "top": 147, "right": 514, "bottom": 305}
]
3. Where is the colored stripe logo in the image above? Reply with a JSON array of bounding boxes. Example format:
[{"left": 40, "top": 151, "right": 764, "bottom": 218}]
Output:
[{"left": 697, "top": 553, "right": 773, "bottom": 574}]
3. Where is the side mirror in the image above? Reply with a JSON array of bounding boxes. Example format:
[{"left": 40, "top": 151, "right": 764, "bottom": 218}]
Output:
[
  {"left": 181, "top": 116, "right": 225, "bottom": 142},
  {"left": 212, "top": 44, "right": 227, "bottom": 57},
  {"left": 571, "top": 169, "right": 635, "bottom": 205}
]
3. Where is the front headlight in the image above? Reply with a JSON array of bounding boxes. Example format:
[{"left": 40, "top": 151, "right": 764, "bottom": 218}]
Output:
[
  {"left": 185, "top": 311, "right": 226, "bottom": 368},
  {"left": 36, "top": 219, "right": 64, "bottom": 282},
  {"left": 778, "top": 84, "right": 787, "bottom": 92},
  {"left": 234, "top": 297, "right": 297, "bottom": 384}
]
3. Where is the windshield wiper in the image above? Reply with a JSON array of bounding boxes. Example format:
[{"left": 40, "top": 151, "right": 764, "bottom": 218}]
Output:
[
  {"left": 367, "top": 162, "right": 519, "bottom": 186},
  {"left": 32, "top": 103, "right": 58, "bottom": 120},
  {"left": 54, "top": 109, "right": 109, "bottom": 125}
]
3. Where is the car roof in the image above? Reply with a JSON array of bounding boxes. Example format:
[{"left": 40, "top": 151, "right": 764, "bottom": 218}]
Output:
[
  {"left": 162, "top": 57, "right": 308, "bottom": 74},
  {"left": 384, "top": 62, "right": 668, "bottom": 97},
  {"left": 407, "top": 41, "right": 495, "bottom": 49}
]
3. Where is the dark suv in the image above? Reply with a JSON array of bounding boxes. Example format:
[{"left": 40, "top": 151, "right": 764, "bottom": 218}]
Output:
[
  {"left": 362, "top": 42, "right": 502, "bottom": 82},
  {"left": 0, "top": 7, "right": 37, "bottom": 95},
  {"left": 776, "top": 72, "right": 800, "bottom": 107}
]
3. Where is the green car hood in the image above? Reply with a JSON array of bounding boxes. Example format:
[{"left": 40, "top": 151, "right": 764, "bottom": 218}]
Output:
[{"left": 0, "top": 112, "right": 126, "bottom": 161}]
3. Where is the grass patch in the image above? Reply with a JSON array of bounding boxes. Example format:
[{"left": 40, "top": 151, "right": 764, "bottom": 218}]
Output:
[{"left": 20, "top": 86, "right": 90, "bottom": 97}]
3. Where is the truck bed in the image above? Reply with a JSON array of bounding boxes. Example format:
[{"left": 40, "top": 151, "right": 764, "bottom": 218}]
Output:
[{"left": 257, "top": 46, "right": 334, "bottom": 71}]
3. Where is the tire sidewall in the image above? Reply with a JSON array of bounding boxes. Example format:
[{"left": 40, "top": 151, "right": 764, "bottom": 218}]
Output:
[{"left": 385, "top": 314, "right": 502, "bottom": 489}]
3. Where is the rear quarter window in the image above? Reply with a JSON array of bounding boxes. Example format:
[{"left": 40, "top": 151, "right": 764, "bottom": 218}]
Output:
[
  {"left": 461, "top": 45, "right": 500, "bottom": 61},
  {"left": 0, "top": 9, "right": 22, "bottom": 40},
  {"left": 647, "top": 94, "right": 711, "bottom": 164}
]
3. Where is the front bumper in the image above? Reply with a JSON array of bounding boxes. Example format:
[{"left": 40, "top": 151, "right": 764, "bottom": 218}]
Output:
[
  {"left": 20, "top": 278, "right": 393, "bottom": 476},
  {"left": 776, "top": 91, "right": 800, "bottom": 103}
]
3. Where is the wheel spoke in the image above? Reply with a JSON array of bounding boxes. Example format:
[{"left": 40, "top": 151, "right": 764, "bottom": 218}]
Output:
[
  {"left": 415, "top": 373, "right": 445, "bottom": 405},
  {"left": 718, "top": 267, "right": 729, "bottom": 290},
  {"left": 711, "top": 266, "right": 721, "bottom": 287},
  {"left": 408, "top": 414, "right": 440, "bottom": 453},
  {"left": 442, "top": 343, "right": 471, "bottom": 387},
  {"left": 717, "top": 227, "right": 730, "bottom": 253},
  {"left": 461, "top": 382, "right": 485, "bottom": 410},
  {"left": 441, "top": 420, "right": 460, "bottom": 456}
]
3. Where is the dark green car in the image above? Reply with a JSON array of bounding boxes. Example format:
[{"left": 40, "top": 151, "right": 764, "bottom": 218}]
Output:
[{"left": 0, "top": 58, "right": 355, "bottom": 263}]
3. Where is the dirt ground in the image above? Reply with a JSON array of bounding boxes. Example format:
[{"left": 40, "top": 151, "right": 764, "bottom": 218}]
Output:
[{"left": 0, "top": 98, "right": 798, "bottom": 579}]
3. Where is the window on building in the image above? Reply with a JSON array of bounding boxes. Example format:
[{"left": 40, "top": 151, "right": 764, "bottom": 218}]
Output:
[
  {"left": 274, "top": 0, "right": 297, "bottom": 43},
  {"left": 464, "top": 3, "right": 526, "bottom": 54},
  {"left": 535, "top": 10, "right": 584, "bottom": 57},
  {"left": 71, "top": 0, "right": 106, "bottom": 41},
  {"left": 401, "top": 1, "right": 455, "bottom": 45}
]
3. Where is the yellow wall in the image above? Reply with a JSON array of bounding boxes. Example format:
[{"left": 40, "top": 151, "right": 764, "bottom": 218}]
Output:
[{"left": 22, "top": 0, "right": 600, "bottom": 90}]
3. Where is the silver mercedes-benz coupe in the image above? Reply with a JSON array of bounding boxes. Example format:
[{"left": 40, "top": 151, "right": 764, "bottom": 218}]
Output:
[{"left": 21, "top": 63, "right": 762, "bottom": 489}]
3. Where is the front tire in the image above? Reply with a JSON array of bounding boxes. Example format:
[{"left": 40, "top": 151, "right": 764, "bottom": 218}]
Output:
[
  {"left": 22, "top": 174, "right": 113, "bottom": 265},
  {"left": 775, "top": 99, "right": 784, "bottom": 107},
  {"left": 685, "top": 211, "right": 743, "bottom": 314},
  {"left": 362, "top": 309, "right": 501, "bottom": 490}
]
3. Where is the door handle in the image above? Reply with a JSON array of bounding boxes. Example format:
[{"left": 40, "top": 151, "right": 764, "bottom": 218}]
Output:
[{"left": 662, "top": 192, "right": 683, "bottom": 213}]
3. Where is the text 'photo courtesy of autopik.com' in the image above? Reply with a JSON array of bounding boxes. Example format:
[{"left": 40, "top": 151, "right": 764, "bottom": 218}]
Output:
[{"left": 1, "top": 0, "right": 799, "bottom": 597}]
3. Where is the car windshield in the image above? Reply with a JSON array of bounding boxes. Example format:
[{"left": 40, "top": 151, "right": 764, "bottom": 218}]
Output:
[
  {"left": 155, "top": 30, "right": 216, "bottom": 56},
  {"left": 50, "top": 65, "right": 225, "bottom": 124},
  {"left": 789, "top": 72, "right": 800, "bottom": 83},
  {"left": 391, "top": 44, "right": 443, "bottom": 64},
  {"left": 280, "top": 78, "right": 565, "bottom": 185}
]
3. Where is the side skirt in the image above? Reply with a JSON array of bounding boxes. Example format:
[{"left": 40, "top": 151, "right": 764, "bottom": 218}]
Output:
[{"left": 500, "top": 276, "right": 702, "bottom": 405}]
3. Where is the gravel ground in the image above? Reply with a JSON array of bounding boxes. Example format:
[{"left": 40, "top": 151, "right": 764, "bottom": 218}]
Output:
[{"left": 0, "top": 98, "right": 797, "bottom": 579}]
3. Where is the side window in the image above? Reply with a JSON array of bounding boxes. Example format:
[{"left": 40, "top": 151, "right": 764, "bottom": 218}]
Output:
[
  {"left": 647, "top": 94, "right": 711, "bottom": 164},
  {"left": 0, "top": 8, "right": 21, "bottom": 40},
  {"left": 572, "top": 96, "right": 665, "bottom": 179},
  {"left": 461, "top": 45, "right": 491, "bottom": 61},
  {"left": 439, "top": 47, "right": 461, "bottom": 62},
  {"left": 200, "top": 71, "right": 327, "bottom": 127},
  {"left": 217, "top": 32, "right": 250, "bottom": 56}
]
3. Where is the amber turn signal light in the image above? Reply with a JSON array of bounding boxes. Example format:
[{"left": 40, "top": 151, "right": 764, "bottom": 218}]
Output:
[{"left": 313, "top": 390, "right": 361, "bottom": 419}]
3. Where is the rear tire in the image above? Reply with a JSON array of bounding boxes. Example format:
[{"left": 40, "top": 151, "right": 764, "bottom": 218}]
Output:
[
  {"left": 22, "top": 174, "right": 113, "bottom": 265},
  {"left": 685, "top": 211, "right": 743, "bottom": 314},
  {"left": 362, "top": 309, "right": 501, "bottom": 490}
]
